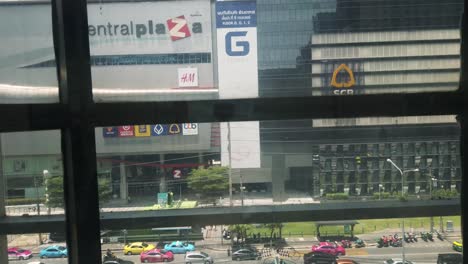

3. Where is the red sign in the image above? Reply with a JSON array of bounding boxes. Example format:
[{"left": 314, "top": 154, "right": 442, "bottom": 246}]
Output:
[
  {"left": 167, "top": 15, "right": 191, "bottom": 41},
  {"left": 118, "top": 126, "right": 135, "bottom": 137}
]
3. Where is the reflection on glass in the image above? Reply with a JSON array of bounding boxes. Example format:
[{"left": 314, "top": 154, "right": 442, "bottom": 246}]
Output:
[
  {"left": 95, "top": 116, "right": 461, "bottom": 211},
  {"left": 6, "top": 231, "right": 68, "bottom": 263},
  {"left": 2, "top": 131, "right": 64, "bottom": 216},
  {"left": 0, "top": 1, "right": 58, "bottom": 103},
  {"left": 84, "top": 0, "right": 463, "bottom": 102},
  {"left": 98, "top": 216, "right": 462, "bottom": 264}
]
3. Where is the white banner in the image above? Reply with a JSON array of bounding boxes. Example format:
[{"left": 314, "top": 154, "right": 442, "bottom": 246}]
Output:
[{"left": 217, "top": 1, "right": 260, "bottom": 168}]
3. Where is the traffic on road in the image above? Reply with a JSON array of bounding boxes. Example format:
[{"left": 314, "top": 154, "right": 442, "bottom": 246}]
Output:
[{"left": 7, "top": 237, "right": 462, "bottom": 264}]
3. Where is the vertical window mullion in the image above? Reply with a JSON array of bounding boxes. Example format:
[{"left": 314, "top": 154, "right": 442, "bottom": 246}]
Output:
[{"left": 52, "top": 0, "right": 101, "bottom": 263}]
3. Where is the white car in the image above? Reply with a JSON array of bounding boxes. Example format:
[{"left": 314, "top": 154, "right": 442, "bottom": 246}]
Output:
[
  {"left": 384, "top": 259, "right": 415, "bottom": 264},
  {"left": 185, "top": 251, "right": 213, "bottom": 264},
  {"left": 28, "top": 262, "right": 46, "bottom": 264}
]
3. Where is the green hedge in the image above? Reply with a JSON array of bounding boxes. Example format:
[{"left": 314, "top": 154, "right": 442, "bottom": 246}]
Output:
[
  {"left": 432, "top": 189, "right": 459, "bottom": 199},
  {"left": 325, "top": 193, "right": 349, "bottom": 200},
  {"left": 6, "top": 198, "right": 46, "bottom": 206}
]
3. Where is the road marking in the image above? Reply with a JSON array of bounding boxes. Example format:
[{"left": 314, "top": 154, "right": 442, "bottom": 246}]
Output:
[{"left": 347, "top": 248, "right": 369, "bottom": 256}]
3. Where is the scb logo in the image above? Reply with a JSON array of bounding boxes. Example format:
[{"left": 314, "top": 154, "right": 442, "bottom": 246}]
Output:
[{"left": 225, "top": 31, "right": 249, "bottom": 56}]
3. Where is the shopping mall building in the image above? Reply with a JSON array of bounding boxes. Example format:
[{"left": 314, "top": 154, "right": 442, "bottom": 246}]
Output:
[{"left": 0, "top": 0, "right": 463, "bottom": 202}]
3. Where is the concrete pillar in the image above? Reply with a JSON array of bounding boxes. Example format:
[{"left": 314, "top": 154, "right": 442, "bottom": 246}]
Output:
[
  {"left": 119, "top": 156, "right": 128, "bottom": 202},
  {"left": 159, "top": 154, "right": 167, "bottom": 193},
  {"left": 271, "top": 154, "right": 286, "bottom": 202},
  {"left": 0, "top": 136, "right": 8, "bottom": 263}
]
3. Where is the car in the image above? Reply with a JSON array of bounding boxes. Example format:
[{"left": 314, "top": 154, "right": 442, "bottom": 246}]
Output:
[
  {"left": 311, "top": 242, "right": 346, "bottom": 256},
  {"left": 104, "top": 260, "right": 134, "bottom": 264},
  {"left": 27, "top": 262, "right": 46, "bottom": 264},
  {"left": 184, "top": 251, "right": 213, "bottom": 264},
  {"left": 8, "top": 247, "right": 33, "bottom": 260},
  {"left": 103, "top": 260, "right": 135, "bottom": 264},
  {"left": 164, "top": 241, "right": 195, "bottom": 254},
  {"left": 383, "top": 259, "right": 415, "bottom": 264},
  {"left": 437, "top": 253, "right": 463, "bottom": 264},
  {"left": 39, "top": 245, "right": 68, "bottom": 258},
  {"left": 303, "top": 252, "right": 337, "bottom": 264},
  {"left": 140, "top": 249, "right": 174, "bottom": 263},
  {"left": 232, "top": 248, "right": 260, "bottom": 261},
  {"left": 123, "top": 242, "right": 156, "bottom": 255},
  {"left": 452, "top": 241, "right": 463, "bottom": 252},
  {"left": 337, "top": 259, "right": 359, "bottom": 264},
  {"left": 232, "top": 243, "right": 256, "bottom": 251}
]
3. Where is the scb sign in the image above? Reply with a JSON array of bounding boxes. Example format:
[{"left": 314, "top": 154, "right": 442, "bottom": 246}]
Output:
[
  {"left": 225, "top": 31, "right": 249, "bottom": 56},
  {"left": 333, "top": 89, "right": 354, "bottom": 95}
]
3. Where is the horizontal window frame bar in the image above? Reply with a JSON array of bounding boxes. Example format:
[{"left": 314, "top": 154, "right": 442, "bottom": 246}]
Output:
[
  {"left": 93, "top": 92, "right": 462, "bottom": 126},
  {"left": 0, "top": 92, "right": 462, "bottom": 132},
  {"left": 0, "top": 200, "right": 460, "bottom": 235}
]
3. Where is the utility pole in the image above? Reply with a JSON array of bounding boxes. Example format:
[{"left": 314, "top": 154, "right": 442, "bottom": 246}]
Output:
[
  {"left": 33, "top": 173, "right": 42, "bottom": 244},
  {"left": 387, "top": 159, "right": 419, "bottom": 264},
  {"left": 227, "top": 122, "right": 233, "bottom": 206}
]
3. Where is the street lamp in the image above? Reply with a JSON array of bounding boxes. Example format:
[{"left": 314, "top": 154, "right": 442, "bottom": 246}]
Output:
[
  {"left": 386, "top": 159, "right": 419, "bottom": 264},
  {"left": 386, "top": 159, "right": 419, "bottom": 195}
]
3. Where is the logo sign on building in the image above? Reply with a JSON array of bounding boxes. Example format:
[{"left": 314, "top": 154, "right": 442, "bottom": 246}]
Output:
[
  {"left": 216, "top": 1, "right": 261, "bottom": 169},
  {"left": 118, "top": 126, "right": 135, "bottom": 137},
  {"left": 216, "top": 0, "right": 258, "bottom": 99},
  {"left": 331, "top": 63, "right": 355, "bottom": 95},
  {"left": 178, "top": 68, "right": 199, "bottom": 87},
  {"left": 173, "top": 169, "right": 182, "bottom": 179},
  {"left": 134, "top": 125, "right": 151, "bottom": 137},
  {"left": 182, "top": 123, "right": 198, "bottom": 135},
  {"left": 167, "top": 15, "right": 192, "bottom": 41},
  {"left": 169, "top": 124, "right": 182, "bottom": 135},
  {"left": 151, "top": 124, "right": 169, "bottom": 136},
  {"left": 103, "top": 127, "right": 118, "bottom": 137}
]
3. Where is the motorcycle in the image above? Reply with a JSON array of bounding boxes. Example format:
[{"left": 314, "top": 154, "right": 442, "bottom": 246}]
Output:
[
  {"left": 410, "top": 232, "right": 418, "bottom": 242},
  {"left": 420, "top": 232, "right": 428, "bottom": 242},
  {"left": 404, "top": 233, "right": 411, "bottom": 243},
  {"left": 223, "top": 231, "right": 232, "bottom": 240},
  {"left": 382, "top": 236, "right": 389, "bottom": 247},
  {"left": 340, "top": 240, "right": 352, "bottom": 248},
  {"left": 377, "top": 238, "right": 384, "bottom": 248},
  {"left": 389, "top": 237, "right": 402, "bottom": 247},
  {"left": 427, "top": 232, "right": 434, "bottom": 241},
  {"left": 435, "top": 230, "right": 444, "bottom": 241},
  {"left": 354, "top": 239, "right": 365, "bottom": 248}
]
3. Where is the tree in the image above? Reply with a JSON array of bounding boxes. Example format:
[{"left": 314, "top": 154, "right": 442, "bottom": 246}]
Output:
[
  {"left": 45, "top": 176, "right": 112, "bottom": 208},
  {"left": 187, "top": 166, "right": 229, "bottom": 203},
  {"left": 228, "top": 224, "right": 252, "bottom": 242},
  {"left": 264, "top": 223, "right": 284, "bottom": 239}
]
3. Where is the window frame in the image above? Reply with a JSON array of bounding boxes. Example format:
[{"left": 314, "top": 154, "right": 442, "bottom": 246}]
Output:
[{"left": 0, "top": 0, "right": 465, "bottom": 264}]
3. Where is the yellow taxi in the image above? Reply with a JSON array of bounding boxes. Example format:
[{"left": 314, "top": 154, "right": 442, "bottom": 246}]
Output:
[
  {"left": 452, "top": 241, "right": 463, "bottom": 252},
  {"left": 123, "top": 242, "right": 156, "bottom": 255}
]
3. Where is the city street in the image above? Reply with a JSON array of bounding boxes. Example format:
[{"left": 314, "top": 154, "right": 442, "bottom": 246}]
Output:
[{"left": 10, "top": 240, "right": 459, "bottom": 264}]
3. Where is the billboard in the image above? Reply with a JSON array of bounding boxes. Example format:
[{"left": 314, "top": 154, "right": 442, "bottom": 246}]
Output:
[
  {"left": 0, "top": 0, "right": 215, "bottom": 99},
  {"left": 103, "top": 124, "right": 197, "bottom": 138},
  {"left": 217, "top": 0, "right": 260, "bottom": 169}
]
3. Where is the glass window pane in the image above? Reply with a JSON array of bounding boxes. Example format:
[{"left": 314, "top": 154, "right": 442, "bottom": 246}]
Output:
[
  {"left": 85, "top": 0, "right": 462, "bottom": 102},
  {"left": 3, "top": 130, "right": 64, "bottom": 217},
  {"left": 0, "top": 1, "right": 58, "bottom": 103},
  {"left": 95, "top": 115, "right": 461, "bottom": 207}
]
